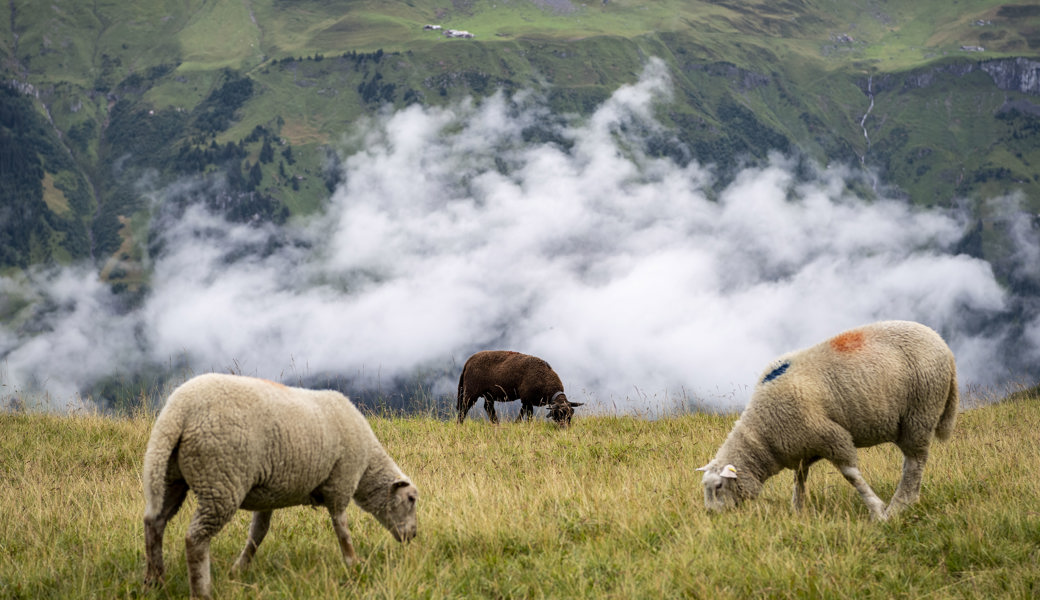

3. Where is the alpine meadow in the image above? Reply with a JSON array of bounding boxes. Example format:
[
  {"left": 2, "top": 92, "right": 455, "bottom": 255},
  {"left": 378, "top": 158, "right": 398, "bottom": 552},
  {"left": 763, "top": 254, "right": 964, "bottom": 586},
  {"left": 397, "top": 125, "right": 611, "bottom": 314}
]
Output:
[
  {"left": 2, "top": 1, "right": 1040, "bottom": 598},
  {"left": 2, "top": 389, "right": 1040, "bottom": 598}
]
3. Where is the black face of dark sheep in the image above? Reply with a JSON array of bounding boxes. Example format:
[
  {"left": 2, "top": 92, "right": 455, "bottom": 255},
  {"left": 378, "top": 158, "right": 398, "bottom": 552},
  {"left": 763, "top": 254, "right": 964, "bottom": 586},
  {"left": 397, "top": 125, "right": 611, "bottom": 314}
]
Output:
[{"left": 457, "top": 351, "right": 583, "bottom": 426}]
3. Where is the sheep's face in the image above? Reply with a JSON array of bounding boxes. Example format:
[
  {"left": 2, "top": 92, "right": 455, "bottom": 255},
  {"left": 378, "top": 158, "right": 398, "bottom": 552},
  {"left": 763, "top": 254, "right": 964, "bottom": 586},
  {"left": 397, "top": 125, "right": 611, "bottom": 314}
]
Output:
[
  {"left": 697, "top": 463, "right": 743, "bottom": 511},
  {"left": 546, "top": 395, "right": 584, "bottom": 427},
  {"left": 381, "top": 479, "right": 418, "bottom": 543}
]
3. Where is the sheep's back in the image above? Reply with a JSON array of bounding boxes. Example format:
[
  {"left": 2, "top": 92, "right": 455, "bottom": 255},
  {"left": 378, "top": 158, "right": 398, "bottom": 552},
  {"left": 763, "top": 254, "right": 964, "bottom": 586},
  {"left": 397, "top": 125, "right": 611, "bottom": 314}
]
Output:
[
  {"left": 162, "top": 374, "right": 364, "bottom": 509},
  {"left": 752, "top": 321, "right": 955, "bottom": 448},
  {"left": 464, "top": 351, "right": 558, "bottom": 391}
]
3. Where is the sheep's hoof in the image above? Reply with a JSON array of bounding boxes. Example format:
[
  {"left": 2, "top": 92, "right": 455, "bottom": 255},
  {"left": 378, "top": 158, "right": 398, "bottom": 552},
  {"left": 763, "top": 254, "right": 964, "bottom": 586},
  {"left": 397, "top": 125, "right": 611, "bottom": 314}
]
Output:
[
  {"left": 344, "top": 556, "right": 363, "bottom": 568},
  {"left": 884, "top": 498, "right": 915, "bottom": 519}
]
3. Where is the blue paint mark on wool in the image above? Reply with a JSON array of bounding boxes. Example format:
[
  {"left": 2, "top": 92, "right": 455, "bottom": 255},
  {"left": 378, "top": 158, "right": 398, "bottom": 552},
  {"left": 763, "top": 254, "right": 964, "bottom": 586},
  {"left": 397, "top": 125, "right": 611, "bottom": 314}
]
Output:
[{"left": 762, "top": 361, "right": 790, "bottom": 384}]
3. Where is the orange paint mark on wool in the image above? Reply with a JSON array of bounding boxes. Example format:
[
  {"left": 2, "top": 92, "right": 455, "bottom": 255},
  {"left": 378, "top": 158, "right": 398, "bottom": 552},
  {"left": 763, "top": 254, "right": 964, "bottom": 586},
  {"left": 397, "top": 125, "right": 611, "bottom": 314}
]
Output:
[
  {"left": 829, "top": 330, "right": 865, "bottom": 353},
  {"left": 261, "top": 379, "right": 288, "bottom": 389}
]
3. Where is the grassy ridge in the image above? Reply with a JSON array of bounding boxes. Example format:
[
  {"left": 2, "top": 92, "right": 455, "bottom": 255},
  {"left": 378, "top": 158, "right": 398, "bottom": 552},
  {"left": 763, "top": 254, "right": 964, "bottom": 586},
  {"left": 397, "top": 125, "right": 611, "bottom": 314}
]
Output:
[{"left": 2, "top": 392, "right": 1039, "bottom": 598}]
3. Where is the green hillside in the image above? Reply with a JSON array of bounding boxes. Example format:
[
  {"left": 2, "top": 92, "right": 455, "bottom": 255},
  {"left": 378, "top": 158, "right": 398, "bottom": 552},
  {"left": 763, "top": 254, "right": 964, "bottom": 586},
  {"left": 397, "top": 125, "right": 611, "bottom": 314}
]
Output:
[{"left": 2, "top": 0, "right": 1040, "bottom": 279}]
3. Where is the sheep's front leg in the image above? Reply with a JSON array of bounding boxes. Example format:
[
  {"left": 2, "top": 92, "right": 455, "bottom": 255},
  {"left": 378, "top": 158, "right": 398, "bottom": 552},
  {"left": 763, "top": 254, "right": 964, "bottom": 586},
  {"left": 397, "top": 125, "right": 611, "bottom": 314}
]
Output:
[
  {"left": 483, "top": 398, "right": 499, "bottom": 424},
  {"left": 886, "top": 452, "right": 928, "bottom": 518},
  {"left": 837, "top": 464, "right": 888, "bottom": 521},
  {"left": 792, "top": 462, "right": 810, "bottom": 512},
  {"left": 515, "top": 403, "right": 533, "bottom": 422},
  {"left": 329, "top": 508, "right": 360, "bottom": 566},
  {"left": 232, "top": 510, "right": 272, "bottom": 574},
  {"left": 792, "top": 457, "right": 822, "bottom": 513}
]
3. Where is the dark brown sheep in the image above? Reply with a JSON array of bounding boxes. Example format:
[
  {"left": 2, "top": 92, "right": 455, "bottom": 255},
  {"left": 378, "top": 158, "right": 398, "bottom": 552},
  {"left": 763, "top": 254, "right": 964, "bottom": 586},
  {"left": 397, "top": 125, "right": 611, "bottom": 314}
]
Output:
[{"left": 457, "top": 350, "right": 584, "bottom": 426}]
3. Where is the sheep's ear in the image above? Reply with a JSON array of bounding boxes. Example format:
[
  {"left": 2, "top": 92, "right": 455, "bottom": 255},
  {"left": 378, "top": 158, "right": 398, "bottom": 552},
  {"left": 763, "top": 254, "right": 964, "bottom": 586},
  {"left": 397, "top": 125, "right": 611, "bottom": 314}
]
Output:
[
  {"left": 695, "top": 464, "right": 711, "bottom": 472},
  {"left": 721, "top": 464, "right": 739, "bottom": 479},
  {"left": 568, "top": 401, "right": 584, "bottom": 407}
]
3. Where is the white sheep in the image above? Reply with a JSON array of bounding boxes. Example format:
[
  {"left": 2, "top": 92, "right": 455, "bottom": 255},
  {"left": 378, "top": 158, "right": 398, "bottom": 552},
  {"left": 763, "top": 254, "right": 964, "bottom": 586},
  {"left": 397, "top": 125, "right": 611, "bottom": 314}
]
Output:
[
  {"left": 142, "top": 373, "right": 418, "bottom": 599},
  {"left": 697, "top": 320, "right": 958, "bottom": 521}
]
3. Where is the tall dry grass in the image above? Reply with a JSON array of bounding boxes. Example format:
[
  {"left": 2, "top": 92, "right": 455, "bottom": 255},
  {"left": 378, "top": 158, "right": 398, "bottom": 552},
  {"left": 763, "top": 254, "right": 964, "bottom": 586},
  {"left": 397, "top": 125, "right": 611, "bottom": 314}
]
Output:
[{"left": 1, "top": 391, "right": 1038, "bottom": 599}]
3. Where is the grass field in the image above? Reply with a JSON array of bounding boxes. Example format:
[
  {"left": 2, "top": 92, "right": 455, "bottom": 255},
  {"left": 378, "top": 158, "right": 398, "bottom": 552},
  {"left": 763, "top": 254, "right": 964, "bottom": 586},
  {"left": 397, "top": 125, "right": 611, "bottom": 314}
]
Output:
[{"left": 1, "top": 389, "right": 1038, "bottom": 599}]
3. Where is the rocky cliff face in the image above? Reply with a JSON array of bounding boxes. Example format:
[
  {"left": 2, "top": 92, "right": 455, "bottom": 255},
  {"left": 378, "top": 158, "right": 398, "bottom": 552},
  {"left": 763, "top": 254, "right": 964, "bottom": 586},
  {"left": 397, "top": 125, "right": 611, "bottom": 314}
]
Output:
[
  {"left": 871, "top": 57, "right": 1040, "bottom": 96},
  {"left": 981, "top": 58, "right": 1040, "bottom": 95}
]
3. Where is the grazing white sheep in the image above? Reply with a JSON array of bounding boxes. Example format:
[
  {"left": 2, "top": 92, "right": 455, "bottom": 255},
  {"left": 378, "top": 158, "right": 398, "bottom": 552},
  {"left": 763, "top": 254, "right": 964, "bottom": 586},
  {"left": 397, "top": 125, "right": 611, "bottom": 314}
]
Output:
[
  {"left": 142, "top": 373, "right": 418, "bottom": 599},
  {"left": 697, "top": 320, "right": 958, "bottom": 521}
]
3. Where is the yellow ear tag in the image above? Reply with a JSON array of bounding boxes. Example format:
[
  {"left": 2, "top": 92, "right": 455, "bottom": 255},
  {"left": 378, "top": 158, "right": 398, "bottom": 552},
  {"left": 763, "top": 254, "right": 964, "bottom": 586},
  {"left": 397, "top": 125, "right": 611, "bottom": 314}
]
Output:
[{"left": 721, "top": 464, "right": 738, "bottom": 479}]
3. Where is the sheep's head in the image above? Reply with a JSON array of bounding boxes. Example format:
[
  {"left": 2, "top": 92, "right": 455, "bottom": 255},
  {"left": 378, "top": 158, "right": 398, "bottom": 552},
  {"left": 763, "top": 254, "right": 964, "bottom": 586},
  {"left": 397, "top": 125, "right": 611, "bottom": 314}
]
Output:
[
  {"left": 546, "top": 392, "right": 583, "bottom": 427},
  {"left": 379, "top": 479, "right": 418, "bottom": 543},
  {"left": 696, "top": 463, "right": 759, "bottom": 511}
]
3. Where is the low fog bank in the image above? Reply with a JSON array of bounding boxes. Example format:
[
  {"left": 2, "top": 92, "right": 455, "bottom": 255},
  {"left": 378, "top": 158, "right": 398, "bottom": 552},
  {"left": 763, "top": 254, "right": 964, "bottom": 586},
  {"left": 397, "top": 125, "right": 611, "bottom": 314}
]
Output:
[{"left": 2, "top": 58, "right": 1039, "bottom": 413}]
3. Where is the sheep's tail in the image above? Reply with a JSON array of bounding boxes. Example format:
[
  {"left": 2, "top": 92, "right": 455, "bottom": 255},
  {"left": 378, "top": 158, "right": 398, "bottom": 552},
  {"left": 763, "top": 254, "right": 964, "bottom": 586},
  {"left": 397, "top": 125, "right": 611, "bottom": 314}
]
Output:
[
  {"left": 141, "top": 408, "right": 183, "bottom": 520},
  {"left": 456, "top": 362, "right": 467, "bottom": 414},
  {"left": 934, "top": 361, "right": 959, "bottom": 441}
]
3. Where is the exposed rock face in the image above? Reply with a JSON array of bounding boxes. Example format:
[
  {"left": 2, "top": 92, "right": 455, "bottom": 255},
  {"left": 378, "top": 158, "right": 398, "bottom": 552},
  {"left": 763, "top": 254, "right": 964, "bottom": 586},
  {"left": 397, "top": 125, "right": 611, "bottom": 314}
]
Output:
[
  {"left": 981, "top": 58, "right": 1040, "bottom": 95},
  {"left": 869, "top": 58, "right": 1040, "bottom": 96}
]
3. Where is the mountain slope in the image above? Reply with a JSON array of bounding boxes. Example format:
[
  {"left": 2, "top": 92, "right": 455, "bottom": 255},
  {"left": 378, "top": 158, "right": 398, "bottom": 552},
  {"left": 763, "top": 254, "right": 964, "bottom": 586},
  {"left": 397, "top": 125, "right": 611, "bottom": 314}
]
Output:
[{"left": 1, "top": 0, "right": 1039, "bottom": 280}]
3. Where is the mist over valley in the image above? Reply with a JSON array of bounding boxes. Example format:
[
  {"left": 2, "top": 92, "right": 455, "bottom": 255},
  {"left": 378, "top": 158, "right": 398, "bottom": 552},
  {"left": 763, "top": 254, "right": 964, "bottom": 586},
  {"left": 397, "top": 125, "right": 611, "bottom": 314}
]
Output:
[{"left": 3, "top": 59, "right": 1038, "bottom": 412}]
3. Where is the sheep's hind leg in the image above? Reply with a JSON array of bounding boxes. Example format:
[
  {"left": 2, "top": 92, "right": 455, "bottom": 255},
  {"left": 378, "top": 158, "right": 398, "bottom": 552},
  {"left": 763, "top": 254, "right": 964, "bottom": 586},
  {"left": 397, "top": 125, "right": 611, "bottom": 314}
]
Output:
[
  {"left": 329, "top": 507, "right": 360, "bottom": 566},
  {"left": 457, "top": 391, "right": 478, "bottom": 424},
  {"left": 144, "top": 479, "right": 189, "bottom": 587},
  {"left": 231, "top": 510, "right": 272, "bottom": 574},
  {"left": 886, "top": 451, "right": 928, "bottom": 518},
  {"left": 185, "top": 499, "right": 237, "bottom": 600},
  {"left": 837, "top": 464, "right": 888, "bottom": 521},
  {"left": 818, "top": 425, "right": 887, "bottom": 520}
]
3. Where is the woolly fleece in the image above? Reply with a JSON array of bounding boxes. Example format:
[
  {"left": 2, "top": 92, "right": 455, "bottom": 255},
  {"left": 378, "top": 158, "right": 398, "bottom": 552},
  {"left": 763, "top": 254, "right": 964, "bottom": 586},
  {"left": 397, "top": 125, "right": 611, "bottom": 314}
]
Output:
[
  {"left": 699, "top": 320, "right": 958, "bottom": 521},
  {"left": 457, "top": 350, "right": 583, "bottom": 425},
  {"left": 142, "top": 373, "right": 417, "bottom": 599}
]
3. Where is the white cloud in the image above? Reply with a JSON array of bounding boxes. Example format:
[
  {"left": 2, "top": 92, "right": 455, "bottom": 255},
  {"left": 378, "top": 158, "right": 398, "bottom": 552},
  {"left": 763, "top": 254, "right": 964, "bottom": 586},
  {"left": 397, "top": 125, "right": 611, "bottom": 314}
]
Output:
[{"left": 0, "top": 58, "right": 1035, "bottom": 411}]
